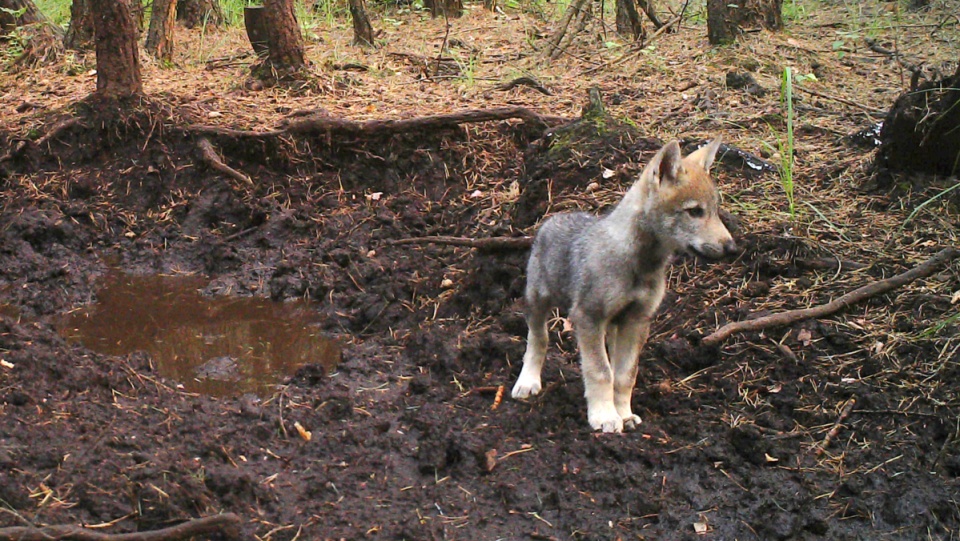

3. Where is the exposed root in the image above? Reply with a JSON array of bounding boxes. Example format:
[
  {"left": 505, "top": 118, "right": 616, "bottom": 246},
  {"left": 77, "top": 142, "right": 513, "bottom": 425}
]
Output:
[
  {"left": 197, "top": 137, "right": 252, "bottom": 185},
  {"left": 702, "top": 247, "right": 960, "bottom": 347},
  {"left": 0, "top": 513, "right": 241, "bottom": 541}
]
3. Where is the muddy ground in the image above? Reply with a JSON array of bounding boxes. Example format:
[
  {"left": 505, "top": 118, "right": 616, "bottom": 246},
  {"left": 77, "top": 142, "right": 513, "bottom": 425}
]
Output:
[{"left": 2, "top": 2, "right": 960, "bottom": 540}]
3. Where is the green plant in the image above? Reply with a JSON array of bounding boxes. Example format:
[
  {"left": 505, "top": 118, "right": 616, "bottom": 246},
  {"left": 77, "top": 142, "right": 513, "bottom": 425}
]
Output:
[
  {"left": 900, "top": 181, "right": 960, "bottom": 230},
  {"left": 783, "top": 0, "right": 807, "bottom": 21},
  {"left": 779, "top": 66, "right": 796, "bottom": 217}
]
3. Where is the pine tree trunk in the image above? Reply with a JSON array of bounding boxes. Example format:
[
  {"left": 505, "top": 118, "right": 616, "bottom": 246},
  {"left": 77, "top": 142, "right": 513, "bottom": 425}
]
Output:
[
  {"left": 90, "top": 0, "right": 143, "bottom": 97},
  {"left": 252, "top": 0, "right": 307, "bottom": 81},
  {"left": 707, "top": 0, "right": 782, "bottom": 45},
  {"left": 64, "top": 0, "right": 94, "bottom": 49},
  {"left": 426, "top": 0, "right": 462, "bottom": 18},
  {"left": 615, "top": 0, "right": 644, "bottom": 40},
  {"left": 146, "top": 0, "right": 178, "bottom": 61},
  {"left": 176, "top": 0, "right": 223, "bottom": 28},
  {"left": 348, "top": 0, "right": 375, "bottom": 47}
]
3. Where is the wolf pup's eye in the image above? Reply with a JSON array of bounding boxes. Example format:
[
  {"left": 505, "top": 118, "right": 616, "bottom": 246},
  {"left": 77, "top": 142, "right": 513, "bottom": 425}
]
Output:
[{"left": 686, "top": 206, "right": 705, "bottom": 218}]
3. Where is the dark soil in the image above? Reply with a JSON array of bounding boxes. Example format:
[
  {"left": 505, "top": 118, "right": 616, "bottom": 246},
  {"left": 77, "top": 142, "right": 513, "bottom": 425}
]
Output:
[{"left": 1, "top": 95, "right": 959, "bottom": 541}]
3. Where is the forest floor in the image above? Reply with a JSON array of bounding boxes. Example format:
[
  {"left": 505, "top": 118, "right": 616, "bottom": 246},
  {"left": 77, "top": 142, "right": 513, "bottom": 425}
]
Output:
[{"left": 1, "top": 0, "right": 960, "bottom": 539}]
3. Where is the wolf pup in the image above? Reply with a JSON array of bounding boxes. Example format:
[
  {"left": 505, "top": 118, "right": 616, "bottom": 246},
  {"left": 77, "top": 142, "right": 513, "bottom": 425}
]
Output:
[{"left": 511, "top": 138, "right": 736, "bottom": 433}]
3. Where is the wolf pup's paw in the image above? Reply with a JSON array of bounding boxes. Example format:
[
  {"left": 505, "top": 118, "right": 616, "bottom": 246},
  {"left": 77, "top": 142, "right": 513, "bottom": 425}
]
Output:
[
  {"left": 621, "top": 414, "right": 642, "bottom": 431},
  {"left": 511, "top": 376, "right": 542, "bottom": 399},
  {"left": 588, "top": 406, "right": 624, "bottom": 433}
]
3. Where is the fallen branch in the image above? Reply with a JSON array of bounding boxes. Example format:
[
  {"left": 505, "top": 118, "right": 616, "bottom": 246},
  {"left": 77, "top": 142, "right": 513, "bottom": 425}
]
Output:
[
  {"left": 702, "top": 247, "right": 960, "bottom": 347},
  {"left": 187, "top": 107, "right": 566, "bottom": 142},
  {"left": 386, "top": 235, "right": 533, "bottom": 252},
  {"left": 283, "top": 107, "right": 559, "bottom": 136},
  {"left": 814, "top": 397, "right": 857, "bottom": 456},
  {"left": 0, "top": 513, "right": 241, "bottom": 541},
  {"left": 197, "top": 138, "right": 252, "bottom": 185}
]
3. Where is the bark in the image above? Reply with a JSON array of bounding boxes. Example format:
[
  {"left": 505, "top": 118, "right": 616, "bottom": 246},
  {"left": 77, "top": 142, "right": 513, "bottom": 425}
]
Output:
[
  {"left": 615, "top": 0, "right": 644, "bottom": 40},
  {"left": 348, "top": 0, "right": 375, "bottom": 47},
  {"left": 243, "top": 5, "right": 269, "bottom": 56},
  {"left": 252, "top": 0, "right": 308, "bottom": 80},
  {"left": 64, "top": 0, "right": 94, "bottom": 49},
  {"left": 90, "top": 0, "right": 143, "bottom": 97},
  {"left": 707, "top": 0, "right": 782, "bottom": 45},
  {"left": 176, "top": 0, "right": 223, "bottom": 28},
  {"left": 0, "top": 0, "right": 64, "bottom": 66},
  {"left": 145, "top": 0, "right": 178, "bottom": 61}
]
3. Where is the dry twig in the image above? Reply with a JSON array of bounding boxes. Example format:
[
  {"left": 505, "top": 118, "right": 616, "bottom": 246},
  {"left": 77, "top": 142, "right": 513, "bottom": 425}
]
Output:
[
  {"left": 796, "top": 86, "right": 886, "bottom": 115},
  {"left": 0, "top": 513, "right": 241, "bottom": 541},
  {"left": 702, "top": 248, "right": 960, "bottom": 347},
  {"left": 814, "top": 397, "right": 857, "bottom": 456},
  {"left": 386, "top": 235, "right": 533, "bottom": 252}
]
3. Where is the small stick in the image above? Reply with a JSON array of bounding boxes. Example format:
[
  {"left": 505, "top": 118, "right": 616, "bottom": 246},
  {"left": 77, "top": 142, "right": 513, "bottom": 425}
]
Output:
[
  {"left": 467, "top": 386, "right": 501, "bottom": 394},
  {"left": 491, "top": 385, "right": 505, "bottom": 410},
  {"left": 492, "top": 76, "right": 552, "bottom": 96},
  {"left": 815, "top": 397, "right": 857, "bottom": 456},
  {"left": 386, "top": 235, "right": 533, "bottom": 252},
  {"left": 197, "top": 138, "right": 252, "bottom": 185},
  {"left": 0, "top": 513, "right": 241, "bottom": 541},
  {"left": 796, "top": 86, "right": 886, "bottom": 115},
  {"left": 702, "top": 248, "right": 960, "bottom": 347}
]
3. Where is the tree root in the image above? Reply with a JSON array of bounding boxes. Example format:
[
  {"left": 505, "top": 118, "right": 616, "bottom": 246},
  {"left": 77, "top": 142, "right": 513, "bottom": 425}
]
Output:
[
  {"left": 386, "top": 235, "right": 533, "bottom": 253},
  {"left": 188, "top": 106, "right": 564, "bottom": 142},
  {"left": 0, "top": 513, "right": 241, "bottom": 541},
  {"left": 702, "top": 247, "right": 960, "bottom": 347},
  {"left": 197, "top": 137, "right": 252, "bottom": 185}
]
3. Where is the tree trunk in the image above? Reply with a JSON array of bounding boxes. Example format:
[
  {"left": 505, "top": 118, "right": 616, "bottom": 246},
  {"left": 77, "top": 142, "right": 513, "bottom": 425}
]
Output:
[
  {"left": 0, "top": 0, "right": 64, "bottom": 65},
  {"left": 707, "top": 0, "right": 782, "bottom": 45},
  {"left": 636, "top": 0, "right": 663, "bottom": 28},
  {"left": 482, "top": 0, "right": 497, "bottom": 10},
  {"left": 615, "top": 0, "right": 644, "bottom": 40},
  {"left": 64, "top": 0, "right": 94, "bottom": 49},
  {"left": 145, "top": 0, "right": 178, "bottom": 61},
  {"left": 348, "top": 0, "right": 375, "bottom": 47},
  {"left": 876, "top": 63, "right": 960, "bottom": 178},
  {"left": 90, "top": 0, "right": 143, "bottom": 97},
  {"left": 177, "top": 0, "right": 223, "bottom": 28},
  {"left": 252, "top": 0, "right": 308, "bottom": 81},
  {"left": 243, "top": 5, "right": 269, "bottom": 56},
  {"left": 426, "top": 0, "right": 462, "bottom": 18}
]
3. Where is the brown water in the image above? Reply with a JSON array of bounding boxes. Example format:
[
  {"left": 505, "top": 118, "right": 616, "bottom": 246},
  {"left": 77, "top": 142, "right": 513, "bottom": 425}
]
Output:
[{"left": 57, "top": 272, "right": 340, "bottom": 397}]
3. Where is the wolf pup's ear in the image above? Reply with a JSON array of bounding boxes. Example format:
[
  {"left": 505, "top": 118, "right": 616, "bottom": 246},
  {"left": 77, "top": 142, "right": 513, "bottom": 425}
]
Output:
[
  {"left": 686, "top": 137, "right": 723, "bottom": 172},
  {"left": 657, "top": 141, "right": 683, "bottom": 185}
]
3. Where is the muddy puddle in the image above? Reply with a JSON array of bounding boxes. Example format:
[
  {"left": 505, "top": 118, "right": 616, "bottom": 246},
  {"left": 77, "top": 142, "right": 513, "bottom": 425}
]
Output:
[{"left": 56, "top": 271, "right": 340, "bottom": 397}]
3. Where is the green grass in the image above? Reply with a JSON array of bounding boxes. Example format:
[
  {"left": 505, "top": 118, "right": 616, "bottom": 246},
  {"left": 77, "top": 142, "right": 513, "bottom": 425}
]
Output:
[
  {"left": 34, "top": 0, "right": 70, "bottom": 26},
  {"left": 779, "top": 66, "right": 797, "bottom": 218}
]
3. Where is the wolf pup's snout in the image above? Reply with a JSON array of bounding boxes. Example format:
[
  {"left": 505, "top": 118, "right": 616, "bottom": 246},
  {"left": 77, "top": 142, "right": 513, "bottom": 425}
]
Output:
[{"left": 723, "top": 238, "right": 738, "bottom": 255}]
